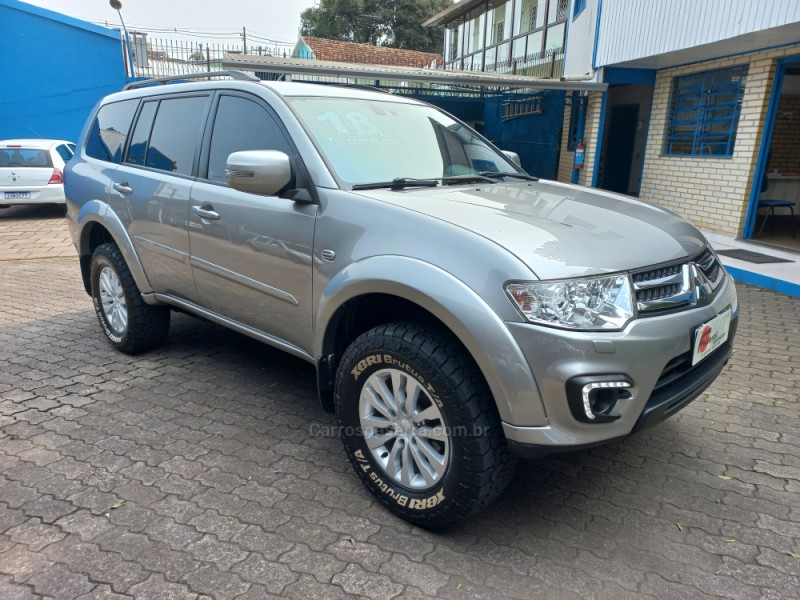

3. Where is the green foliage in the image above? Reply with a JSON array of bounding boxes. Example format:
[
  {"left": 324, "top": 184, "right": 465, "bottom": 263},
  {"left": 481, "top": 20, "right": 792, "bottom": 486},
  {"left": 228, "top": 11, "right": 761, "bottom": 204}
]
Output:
[
  {"left": 388, "top": 0, "right": 451, "bottom": 53},
  {"left": 300, "top": 0, "right": 452, "bottom": 54}
]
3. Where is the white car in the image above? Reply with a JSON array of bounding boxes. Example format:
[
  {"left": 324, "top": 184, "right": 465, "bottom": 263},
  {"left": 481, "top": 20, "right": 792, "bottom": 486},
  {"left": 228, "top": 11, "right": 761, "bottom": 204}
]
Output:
[{"left": 0, "top": 139, "right": 76, "bottom": 207}]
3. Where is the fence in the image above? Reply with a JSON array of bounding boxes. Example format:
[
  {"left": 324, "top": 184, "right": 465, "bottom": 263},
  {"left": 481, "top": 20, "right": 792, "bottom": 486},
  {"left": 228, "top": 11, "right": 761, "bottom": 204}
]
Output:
[
  {"left": 125, "top": 35, "right": 563, "bottom": 82},
  {"left": 129, "top": 36, "right": 295, "bottom": 78}
]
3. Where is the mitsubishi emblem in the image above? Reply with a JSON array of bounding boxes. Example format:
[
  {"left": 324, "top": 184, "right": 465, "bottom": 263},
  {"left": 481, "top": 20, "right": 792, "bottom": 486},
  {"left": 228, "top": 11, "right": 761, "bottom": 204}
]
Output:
[{"left": 690, "top": 262, "right": 713, "bottom": 300}]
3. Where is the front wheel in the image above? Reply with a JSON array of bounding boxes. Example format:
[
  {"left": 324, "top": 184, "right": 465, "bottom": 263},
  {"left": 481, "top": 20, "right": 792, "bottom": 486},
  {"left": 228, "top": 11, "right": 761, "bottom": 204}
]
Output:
[
  {"left": 335, "top": 322, "right": 516, "bottom": 529},
  {"left": 90, "top": 243, "right": 170, "bottom": 354}
]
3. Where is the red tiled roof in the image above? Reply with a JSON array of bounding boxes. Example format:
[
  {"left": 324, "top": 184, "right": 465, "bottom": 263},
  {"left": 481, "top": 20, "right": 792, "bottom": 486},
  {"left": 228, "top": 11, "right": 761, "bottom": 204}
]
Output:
[{"left": 301, "top": 36, "right": 442, "bottom": 68}]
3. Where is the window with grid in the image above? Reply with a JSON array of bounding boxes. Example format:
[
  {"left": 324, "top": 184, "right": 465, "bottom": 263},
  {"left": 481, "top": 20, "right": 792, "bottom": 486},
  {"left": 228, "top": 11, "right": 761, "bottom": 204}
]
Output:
[{"left": 664, "top": 65, "right": 748, "bottom": 157}]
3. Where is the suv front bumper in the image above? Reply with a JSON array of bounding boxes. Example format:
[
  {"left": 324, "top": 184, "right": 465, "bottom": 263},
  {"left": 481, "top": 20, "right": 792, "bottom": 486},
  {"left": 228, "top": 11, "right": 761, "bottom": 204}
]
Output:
[{"left": 501, "top": 274, "right": 738, "bottom": 456}]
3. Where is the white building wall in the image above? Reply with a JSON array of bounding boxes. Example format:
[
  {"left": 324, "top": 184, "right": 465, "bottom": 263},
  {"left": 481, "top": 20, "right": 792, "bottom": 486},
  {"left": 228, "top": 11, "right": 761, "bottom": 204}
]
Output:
[
  {"left": 595, "top": 0, "right": 800, "bottom": 68},
  {"left": 563, "top": 0, "right": 599, "bottom": 78}
]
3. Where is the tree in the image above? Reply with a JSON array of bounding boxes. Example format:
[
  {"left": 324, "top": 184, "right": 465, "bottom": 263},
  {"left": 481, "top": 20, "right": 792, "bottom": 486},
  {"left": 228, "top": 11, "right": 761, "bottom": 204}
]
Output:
[
  {"left": 300, "top": 0, "right": 452, "bottom": 54},
  {"left": 386, "top": 0, "right": 452, "bottom": 54},
  {"left": 300, "top": 0, "right": 388, "bottom": 45}
]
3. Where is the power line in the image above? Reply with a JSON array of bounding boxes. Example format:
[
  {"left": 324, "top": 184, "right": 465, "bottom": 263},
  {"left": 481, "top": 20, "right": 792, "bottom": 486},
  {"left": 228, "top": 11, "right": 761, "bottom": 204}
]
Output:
[{"left": 90, "top": 21, "right": 296, "bottom": 45}]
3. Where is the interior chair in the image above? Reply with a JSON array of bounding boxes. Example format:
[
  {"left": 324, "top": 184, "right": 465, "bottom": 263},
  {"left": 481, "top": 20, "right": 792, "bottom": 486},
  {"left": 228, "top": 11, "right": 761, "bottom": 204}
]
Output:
[{"left": 757, "top": 162, "right": 796, "bottom": 238}]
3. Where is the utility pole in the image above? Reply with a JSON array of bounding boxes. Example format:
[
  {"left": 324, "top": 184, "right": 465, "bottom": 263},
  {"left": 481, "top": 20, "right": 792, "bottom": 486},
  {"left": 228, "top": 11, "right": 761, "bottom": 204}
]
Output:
[
  {"left": 242, "top": 26, "right": 247, "bottom": 54},
  {"left": 110, "top": 0, "right": 134, "bottom": 78}
]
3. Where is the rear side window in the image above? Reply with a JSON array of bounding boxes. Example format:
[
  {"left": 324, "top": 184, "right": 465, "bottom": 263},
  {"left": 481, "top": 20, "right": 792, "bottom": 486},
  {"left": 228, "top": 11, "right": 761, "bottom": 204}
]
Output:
[
  {"left": 126, "top": 101, "right": 157, "bottom": 166},
  {"left": 206, "top": 95, "right": 293, "bottom": 183},
  {"left": 85, "top": 99, "right": 138, "bottom": 163},
  {"left": 0, "top": 148, "right": 53, "bottom": 167},
  {"left": 145, "top": 96, "right": 209, "bottom": 176},
  {"left": 55, "top": 144, "right": 73, "bottom": 162}
]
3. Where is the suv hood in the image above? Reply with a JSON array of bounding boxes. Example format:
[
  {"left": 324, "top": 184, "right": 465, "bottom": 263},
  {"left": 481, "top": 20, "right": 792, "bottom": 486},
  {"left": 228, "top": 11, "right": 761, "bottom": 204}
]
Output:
[{"left": 358, "top": 180, "right": 707, "bottom": 280}]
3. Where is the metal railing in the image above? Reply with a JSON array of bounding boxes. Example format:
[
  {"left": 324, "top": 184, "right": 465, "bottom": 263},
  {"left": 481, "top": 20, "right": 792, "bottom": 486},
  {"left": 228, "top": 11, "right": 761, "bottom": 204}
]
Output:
[
  {"left": 129, "top": 36, "right": 294, "bottom": 78},
  {"left": 440, "top": 47, "right": 565, "bottom": 79}
]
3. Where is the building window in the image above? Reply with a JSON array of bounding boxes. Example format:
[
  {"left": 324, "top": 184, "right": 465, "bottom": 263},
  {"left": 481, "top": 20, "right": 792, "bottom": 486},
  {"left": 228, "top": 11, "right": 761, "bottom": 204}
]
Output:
[
  {"left": 550, "top": 0, "right": 568, "bottom": 22},
  {"left": 573, "top": 0, "right": 587, "bottom": 19},
  {"left": 664, "top": 65, "right": 748, "bottom": 157},
  {"left": 518, "top": 0, "right": 543, "bottom": 35}
]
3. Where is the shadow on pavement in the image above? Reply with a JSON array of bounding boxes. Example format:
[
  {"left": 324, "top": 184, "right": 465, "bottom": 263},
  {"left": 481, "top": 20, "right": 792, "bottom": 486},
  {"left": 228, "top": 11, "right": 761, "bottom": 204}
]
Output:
[{"left": 0, "top": 203, "right": 67, "bottom": 220}]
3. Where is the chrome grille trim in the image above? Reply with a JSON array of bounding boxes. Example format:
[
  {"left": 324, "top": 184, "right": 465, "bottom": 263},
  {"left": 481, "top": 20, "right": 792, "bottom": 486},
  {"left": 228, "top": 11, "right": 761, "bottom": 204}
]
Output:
[
  {"left": 633, "top": 249, "right": 724, "bottom": 314},
  {"left": 633, "top": 269, "right": 684, "bottom": 290}
]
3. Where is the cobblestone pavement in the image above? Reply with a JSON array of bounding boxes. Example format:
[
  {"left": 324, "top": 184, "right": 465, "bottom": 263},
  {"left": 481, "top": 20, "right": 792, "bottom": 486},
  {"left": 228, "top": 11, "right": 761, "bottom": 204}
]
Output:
[
  {"left": 1, "top": 208, "right": 800, "bottom": 599},
  {"left": 0, "top": 205, "right": 75, "bottom": 261}
]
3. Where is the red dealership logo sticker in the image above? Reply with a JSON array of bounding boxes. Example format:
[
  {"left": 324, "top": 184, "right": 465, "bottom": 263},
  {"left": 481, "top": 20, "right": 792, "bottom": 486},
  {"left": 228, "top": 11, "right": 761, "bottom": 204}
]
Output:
[{"left": 698, "top": 326, "right": 713, "bottom": 353}]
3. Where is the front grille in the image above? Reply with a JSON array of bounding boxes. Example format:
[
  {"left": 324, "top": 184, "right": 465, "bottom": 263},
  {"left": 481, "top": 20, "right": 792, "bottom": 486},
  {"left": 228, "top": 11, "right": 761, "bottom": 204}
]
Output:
[
  {"left": 632, "top": 248, "right": 724, "bottom": 314},
  {"left": 632, "top": 263, "right": 683, "bottom": 306},
  {"left": 652, "top": 351, "right": 693, "bottom": 395}
]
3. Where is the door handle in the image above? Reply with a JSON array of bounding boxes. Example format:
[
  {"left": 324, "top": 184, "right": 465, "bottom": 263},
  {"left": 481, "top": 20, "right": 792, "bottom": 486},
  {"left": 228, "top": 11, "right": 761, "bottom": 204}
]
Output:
[
  {"left": 113, "top": 181, "right": 133, "bottom": 195},
  {"left": 192, "top": 205, "right": 220, "bottom": 221}
]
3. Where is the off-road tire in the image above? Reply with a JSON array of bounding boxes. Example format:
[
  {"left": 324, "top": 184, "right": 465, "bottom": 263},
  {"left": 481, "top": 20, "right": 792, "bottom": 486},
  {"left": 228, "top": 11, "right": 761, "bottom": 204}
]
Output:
[
  {"left": 335, "top": 321, "right": 516, "bottom": 529},
  {"left": 90, "top": 243, "right": 169, "bottom": 354}
]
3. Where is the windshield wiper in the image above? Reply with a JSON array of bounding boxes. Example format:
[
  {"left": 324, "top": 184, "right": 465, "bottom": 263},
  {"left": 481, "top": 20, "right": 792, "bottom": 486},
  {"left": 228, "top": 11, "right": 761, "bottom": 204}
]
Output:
[
  {"left": 439, "top": 174, "right": 499, "bottom": 185},
  {"left": 352, "top": 178, "right": 439, "bottom": 191},
  {"left": 351, "top": 172, "right": 514, "bottom": 191},
  {"left": 479, "top": 171, "right": 539, "bottom": 181}
]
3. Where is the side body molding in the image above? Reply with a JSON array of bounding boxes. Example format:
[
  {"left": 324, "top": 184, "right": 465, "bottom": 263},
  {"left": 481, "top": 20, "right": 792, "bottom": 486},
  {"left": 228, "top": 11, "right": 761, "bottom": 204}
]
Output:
[
  {"left": 315, "top": 256, "right": 548, "bottom": 427},
  {"left": 77, "top": 200, "right": 155, "bottom": 300}
]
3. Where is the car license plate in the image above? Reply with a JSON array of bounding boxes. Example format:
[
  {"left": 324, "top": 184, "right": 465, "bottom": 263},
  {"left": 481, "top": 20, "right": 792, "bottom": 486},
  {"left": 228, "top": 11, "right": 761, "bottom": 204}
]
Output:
[
  {"left": 692, "top": 310, "right": 732, "bottom": 366},
  {"left": 4, "top": 191, "right": 30, "bottom": 200}
]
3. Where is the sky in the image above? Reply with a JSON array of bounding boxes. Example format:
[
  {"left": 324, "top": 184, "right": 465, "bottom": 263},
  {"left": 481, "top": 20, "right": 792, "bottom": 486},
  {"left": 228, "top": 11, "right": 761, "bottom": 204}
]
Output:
[{"left": 22, "top": 0, "right": 318, "bottom": 49}]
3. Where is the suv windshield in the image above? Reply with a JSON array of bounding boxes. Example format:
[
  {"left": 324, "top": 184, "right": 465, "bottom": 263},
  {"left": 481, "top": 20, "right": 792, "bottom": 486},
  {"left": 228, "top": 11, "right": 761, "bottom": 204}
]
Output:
[{"left": 287, "top": 96, "right": 520, "bottom": 186}]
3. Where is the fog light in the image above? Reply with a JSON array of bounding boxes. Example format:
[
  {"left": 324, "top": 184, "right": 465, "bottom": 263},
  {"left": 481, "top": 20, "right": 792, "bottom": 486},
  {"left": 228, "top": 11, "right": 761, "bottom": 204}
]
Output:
[{"left": 567, "top": 375, "right": 633, "bottom": 423}]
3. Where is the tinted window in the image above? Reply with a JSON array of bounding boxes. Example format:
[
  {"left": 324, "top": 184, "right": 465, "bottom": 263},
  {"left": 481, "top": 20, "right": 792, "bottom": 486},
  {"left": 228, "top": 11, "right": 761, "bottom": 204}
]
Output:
[
  {"left": 55, "top": 144, "right": 72, "bottom": 162},
  {"left": 0, "top": 148, "right": 53, "bottom": 167},
  {"left": 85, "top": 99, "right": 138, "bottom": 163},
  {"left": 126, "top": 101, "right": 157, "bottom": 166},
  {"left": 207, "top": 95, "right": 293, "bottom": 183},
  {"left": 146, "top": 96, "right": 209, "bottom": 175}
]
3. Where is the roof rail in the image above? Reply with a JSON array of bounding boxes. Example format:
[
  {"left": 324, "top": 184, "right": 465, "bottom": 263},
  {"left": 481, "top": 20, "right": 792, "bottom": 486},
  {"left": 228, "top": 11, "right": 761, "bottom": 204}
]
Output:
[
  {"left": 123, "top": 70, "right": 260, "bottom": 91},
  {"left": 311, "top": 81, "right": 391, "bottom": 94}
]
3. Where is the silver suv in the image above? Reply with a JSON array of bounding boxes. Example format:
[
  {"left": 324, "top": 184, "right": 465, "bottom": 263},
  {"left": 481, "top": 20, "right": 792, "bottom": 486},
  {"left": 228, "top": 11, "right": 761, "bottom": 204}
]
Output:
[{"left": 65, "top": 73, "right": 738, "bottom": 528}]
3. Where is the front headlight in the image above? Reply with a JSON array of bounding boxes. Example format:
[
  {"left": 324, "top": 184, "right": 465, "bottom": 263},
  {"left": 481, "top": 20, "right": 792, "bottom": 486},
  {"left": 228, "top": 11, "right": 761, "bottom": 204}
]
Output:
[{"left": 506, "top": 275, "right": 634, "bottom": 331}]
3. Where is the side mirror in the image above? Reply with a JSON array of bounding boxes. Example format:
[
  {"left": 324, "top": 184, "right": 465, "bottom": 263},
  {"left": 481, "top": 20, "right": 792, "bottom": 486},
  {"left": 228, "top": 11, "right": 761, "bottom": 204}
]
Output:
[
  {"left": 226, "top": 150, "right": 292, "bottom": 196},
  {"left": 502, "top": 150, "right": 521, "bottom": 166}
]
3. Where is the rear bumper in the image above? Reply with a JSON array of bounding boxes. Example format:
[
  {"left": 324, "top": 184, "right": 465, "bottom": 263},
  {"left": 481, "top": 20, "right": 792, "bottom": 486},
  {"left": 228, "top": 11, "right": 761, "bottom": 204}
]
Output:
[{"left": 0, "top": 185, "right": 65, "bottom": 205}]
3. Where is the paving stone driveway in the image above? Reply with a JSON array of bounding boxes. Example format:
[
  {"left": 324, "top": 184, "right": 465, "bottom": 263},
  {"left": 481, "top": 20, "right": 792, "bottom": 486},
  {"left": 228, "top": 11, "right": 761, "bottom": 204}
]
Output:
[{"left": 1, "top": 206, "right": 799, "bottom": 599}]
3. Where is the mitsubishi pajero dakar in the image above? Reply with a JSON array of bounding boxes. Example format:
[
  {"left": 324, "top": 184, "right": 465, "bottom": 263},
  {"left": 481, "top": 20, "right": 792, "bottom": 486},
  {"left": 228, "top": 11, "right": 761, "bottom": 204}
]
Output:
[{"left": 65, "top": 72, "right": 738, "bottom": 528}]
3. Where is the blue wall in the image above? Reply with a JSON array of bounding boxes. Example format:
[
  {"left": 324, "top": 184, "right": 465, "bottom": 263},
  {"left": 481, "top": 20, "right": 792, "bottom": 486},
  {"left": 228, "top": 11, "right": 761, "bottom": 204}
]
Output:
[
  {"left": 483, "top": 91, "right": 566, "bottom": 180},
  {"left": 0, "top": 0, "right": 127, "bottom": 143},
  {"left": 414, "top": 91, "right": 566, "bottom": 179}
]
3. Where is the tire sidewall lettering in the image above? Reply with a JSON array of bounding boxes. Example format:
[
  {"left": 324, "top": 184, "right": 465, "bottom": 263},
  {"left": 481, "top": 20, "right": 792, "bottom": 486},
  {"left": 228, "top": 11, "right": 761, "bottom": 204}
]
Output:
[
  {"left": 342, "top": 353, "right": 450, "bottom": 512},
  {"left": 91, "top": 254, "right": 125, "bottom": 344},
  {"left": 349, "top": 352, "right": 442, "bottom": 407}
]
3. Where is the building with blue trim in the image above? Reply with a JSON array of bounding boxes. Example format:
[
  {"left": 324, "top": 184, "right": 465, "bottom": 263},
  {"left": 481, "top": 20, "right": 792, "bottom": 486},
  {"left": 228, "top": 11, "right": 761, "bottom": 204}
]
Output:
[
  {"left": 559, "top": 0, "right": 800, "bottom": 252},
  {"left": 426, "top": 1, "right": 800, "bottom": 252}
]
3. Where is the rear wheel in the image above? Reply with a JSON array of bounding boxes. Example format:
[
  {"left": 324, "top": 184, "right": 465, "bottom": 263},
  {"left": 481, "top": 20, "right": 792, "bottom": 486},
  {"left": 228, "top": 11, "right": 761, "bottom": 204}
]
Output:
[
  {"left": 335, "top": 322, "right": 516, "bottom": 529},
  {"left": 90, "top": 243, "right": 169, "bottom": 354}
]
